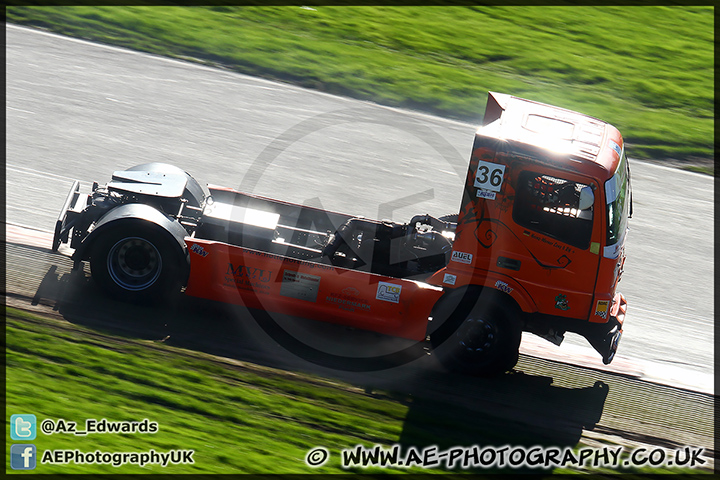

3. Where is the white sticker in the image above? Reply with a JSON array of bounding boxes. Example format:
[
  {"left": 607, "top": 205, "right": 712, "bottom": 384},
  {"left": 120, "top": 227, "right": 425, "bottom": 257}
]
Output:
[
  {"left": 443, "top": 273, "right": 457, "bottom": 285},
  {"left": 280, "top": 270, "right": 320, "bottom": 302},
  {"left": 474, "top": 160, "right": 506, "bottom": 192},
  {"left": 476, "top": 189, "right": 497, "bottom": 200},
  {"left": 451, "top": 251, "right": 473, "bottom": 265},
  {"left": 376, "top": 282, "right": 402, "bottom": 303},
  {"left": 603, "top": 242, "right": 621, "bottom": 259}
]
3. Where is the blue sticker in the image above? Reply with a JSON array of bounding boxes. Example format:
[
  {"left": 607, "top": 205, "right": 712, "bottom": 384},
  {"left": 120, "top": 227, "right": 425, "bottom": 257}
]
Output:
[{"left": 608, "top": 139, "right": 622, "bottom": 158}]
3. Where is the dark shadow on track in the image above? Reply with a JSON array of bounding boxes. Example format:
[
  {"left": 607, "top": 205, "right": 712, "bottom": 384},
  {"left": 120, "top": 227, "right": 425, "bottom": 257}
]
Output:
[{"left": 394, "top": 372, "right": 608, "bottom": 472}]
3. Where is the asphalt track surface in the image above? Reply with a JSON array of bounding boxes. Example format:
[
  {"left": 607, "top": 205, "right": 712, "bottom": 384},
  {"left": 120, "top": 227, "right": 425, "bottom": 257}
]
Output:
[{"left": 6, "top": 24, "right": 714, "bottom": 396}]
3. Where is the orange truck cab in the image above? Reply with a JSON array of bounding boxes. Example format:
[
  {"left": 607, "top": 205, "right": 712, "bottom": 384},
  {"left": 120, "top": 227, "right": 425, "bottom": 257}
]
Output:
[
  {"left": 55, "top": 92, "right": 631, "bottom": 376},
  {"left": 424, "top": 92, "right": 631, "bottom": 374}
]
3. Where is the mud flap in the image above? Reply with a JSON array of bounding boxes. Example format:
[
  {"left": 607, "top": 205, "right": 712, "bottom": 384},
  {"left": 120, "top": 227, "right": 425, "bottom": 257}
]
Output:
[
  {"left": 52, "top": 180, "right": 81, "bottom": 251},
  {"left": 588, "top": 292, "right": 626, "bottom": 364},
  {"left": 602, "top": 326, "right": 622, "bottom": 365},
  {"left": 586, "top": 318, "right": 622, "bottom": 364}
]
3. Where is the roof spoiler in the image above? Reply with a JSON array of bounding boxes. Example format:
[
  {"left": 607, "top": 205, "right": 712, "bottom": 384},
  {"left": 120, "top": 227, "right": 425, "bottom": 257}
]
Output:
[{"left": 483, "top": 91, "right": 512, "bottom": 126}]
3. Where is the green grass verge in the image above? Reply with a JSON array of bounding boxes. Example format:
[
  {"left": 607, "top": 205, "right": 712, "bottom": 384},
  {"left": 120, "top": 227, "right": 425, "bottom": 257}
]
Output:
[
  {"left": 6, "top": 307, "right": 708, "bottom": 474},
  {"left": 6, "top": 6, "right": 713, "bottom": 163},
  {"left": 6, "top": 308, "right": 415, "bottom": 473}
]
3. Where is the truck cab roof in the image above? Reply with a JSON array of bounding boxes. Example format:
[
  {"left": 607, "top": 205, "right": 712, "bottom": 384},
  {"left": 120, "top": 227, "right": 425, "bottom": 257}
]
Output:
[{"left": 479, "top": 91, "right": 624, "bottom": 180}]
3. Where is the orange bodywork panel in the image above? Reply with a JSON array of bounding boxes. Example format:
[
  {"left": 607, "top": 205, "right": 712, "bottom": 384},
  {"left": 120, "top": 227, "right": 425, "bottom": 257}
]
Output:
[
  {"left": 442, "top": 140, "right": 603, "bottom": 321},
  {"left": 433, "top": 93, "right": 629, "bottom": 324},
  {"left": 183, "top": 238, "right": 444, "bottom": 341},
  {"left": 426, "top": 267, "right": 538, "bottom": 313}
]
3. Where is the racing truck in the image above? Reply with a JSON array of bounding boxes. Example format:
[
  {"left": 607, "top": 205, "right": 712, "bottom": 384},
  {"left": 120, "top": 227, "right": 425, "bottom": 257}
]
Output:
[{"left": 53, "top": 92, "right": 631, "bottom": 375}]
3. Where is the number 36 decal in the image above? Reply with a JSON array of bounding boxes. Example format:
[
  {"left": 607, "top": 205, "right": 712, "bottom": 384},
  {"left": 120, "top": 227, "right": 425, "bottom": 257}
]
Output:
[{"left": 474, "top": 160, "right": 506, "bottom": 192}]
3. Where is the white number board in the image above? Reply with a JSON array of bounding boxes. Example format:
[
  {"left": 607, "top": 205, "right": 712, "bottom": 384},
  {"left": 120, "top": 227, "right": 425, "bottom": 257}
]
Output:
[{"left": 474, "top": 160, "right": 506, "bottom": 192}]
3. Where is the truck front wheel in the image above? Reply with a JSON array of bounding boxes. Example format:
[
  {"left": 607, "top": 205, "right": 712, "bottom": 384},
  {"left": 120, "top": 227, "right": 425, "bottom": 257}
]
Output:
[
  {"left": 432, "top": 303, "right": 521, "bottom": 376},
  {"left": 89, "top": 221, "right": 185, "bottom": 303}
]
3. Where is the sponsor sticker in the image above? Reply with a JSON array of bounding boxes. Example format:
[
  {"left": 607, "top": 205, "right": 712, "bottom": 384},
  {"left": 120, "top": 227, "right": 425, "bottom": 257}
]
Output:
[
  {"left": 476, "top": 189, "right": 497, "bottom": 200},
  {"left": 595, "top": 300, "right": 610, "bottom": 319},
  {"left": 190, "top": 244, "right": 208, "bottom": 257},
  {"left": 555, "top": 294, "right": 570, "bottom": 311},
  {"left": 451, "top": 251, "right": 473, "bottom": 265},
  {"left": 342, "top": 287, "right": 360, "bottom": 297},
  {"left": 604, "top": 242, "right": 622, "bottom": 259},
  {"left": 326, "top": 293, "right": 371, "bottom": 313},
  {"left": 443, "top": 273, "right": 457, "bottom": 285},
  {"left": 326, "top": 286, "right": 371, "bottom": 313},
  {"left": 608, "top": 139, "right": 622, "bottom": 158},
  {"left": 376, "top": 282, "right": 402, "bottom": 303},
  {"left": 224, "top": 263, "right": 273, "bottom": 293},
  {"left": 494, "top": 280, "right": 513, "bottom": 294},
  {"left": 280, "top": 270, "right": 321, "bottom": 302}
]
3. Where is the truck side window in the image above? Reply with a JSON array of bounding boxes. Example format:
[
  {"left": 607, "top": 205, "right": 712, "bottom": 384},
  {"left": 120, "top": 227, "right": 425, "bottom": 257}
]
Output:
[
  {"left": 605, "top": 150, "right": 630, "bottom": 248},
  {"left": 513, "top": 171, "right": 593, "bottom": 249}
]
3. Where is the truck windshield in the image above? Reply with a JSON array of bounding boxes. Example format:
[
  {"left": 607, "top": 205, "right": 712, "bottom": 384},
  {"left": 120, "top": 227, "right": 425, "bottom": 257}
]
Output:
[{"left": 604, "top": 150, "right": 629, "bottom": 257}]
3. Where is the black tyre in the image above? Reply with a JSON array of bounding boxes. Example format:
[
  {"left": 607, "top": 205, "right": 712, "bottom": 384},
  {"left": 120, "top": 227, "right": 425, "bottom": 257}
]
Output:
[
  {"left": 432, "top": 301, "right": 522, "bottom": 376},
  {"left": 90, "top": 221, "right": 186, "bottom": 303}
]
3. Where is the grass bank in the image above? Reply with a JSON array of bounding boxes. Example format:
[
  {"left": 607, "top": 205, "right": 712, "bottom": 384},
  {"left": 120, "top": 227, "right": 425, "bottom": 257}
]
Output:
[
  {"left": 6, "top": 307, "right": 708, "bottom": 474},
  {"left": 6, "top": 6, "right": 713, "bottom": 165},
  {"left": 6, "top": 308, "right": 415, "bottom": 473}
]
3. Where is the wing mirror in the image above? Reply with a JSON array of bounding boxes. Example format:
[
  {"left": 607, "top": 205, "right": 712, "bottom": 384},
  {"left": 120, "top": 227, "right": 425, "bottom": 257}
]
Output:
[{"left": 578, "top": 186, "right": 594, "bottom": 210}]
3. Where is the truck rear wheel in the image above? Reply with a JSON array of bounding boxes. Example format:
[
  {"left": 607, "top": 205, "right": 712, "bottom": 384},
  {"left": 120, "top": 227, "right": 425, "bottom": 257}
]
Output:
[
  {"left": 90, "top": 221, "right": 185, "bottom": 303},
  {"left": 432, "top": 302, "right": 521, "bottom": 376}
]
